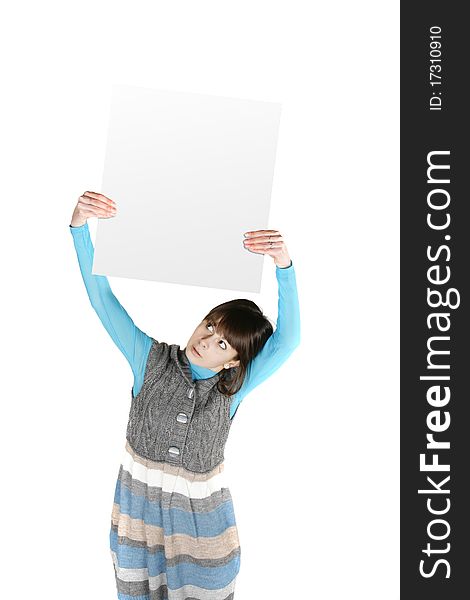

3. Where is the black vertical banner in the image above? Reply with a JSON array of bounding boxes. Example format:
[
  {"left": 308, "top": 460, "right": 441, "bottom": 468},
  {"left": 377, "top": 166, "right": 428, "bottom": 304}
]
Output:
[{"left": 401, "top": 3, "right": 469, "bottom": 598}]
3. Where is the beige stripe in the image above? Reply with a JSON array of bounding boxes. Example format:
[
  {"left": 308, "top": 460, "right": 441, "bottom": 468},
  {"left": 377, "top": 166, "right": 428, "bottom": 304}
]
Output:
[
  {"left": 167, "top": 581, "right": 236, "bottom": 600},
  {"left": 164, "top": 527, "right": 240, "bottom": 560},
  {"left": 124, "top": 440, "right": 224, "bottom": 482},
  {"left": 112, "top": 504, "right": 239, "bottom": 559},
  {"left": 112, "top": 503, "right": 164, "bottom": 545}
]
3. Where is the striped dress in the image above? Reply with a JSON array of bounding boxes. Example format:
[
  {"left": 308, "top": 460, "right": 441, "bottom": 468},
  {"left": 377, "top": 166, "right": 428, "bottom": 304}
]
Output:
[
  {"left": 110, "top": 441, "right": 240, "bottom": 600},
  {"left": 70, "top": 222, "right": 300, "bottom": 599}
]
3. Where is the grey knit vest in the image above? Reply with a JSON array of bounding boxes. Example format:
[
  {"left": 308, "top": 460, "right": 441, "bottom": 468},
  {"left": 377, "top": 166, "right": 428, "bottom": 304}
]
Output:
[{"left": 125, "top": 338, "right": 233, "bottom": 474}]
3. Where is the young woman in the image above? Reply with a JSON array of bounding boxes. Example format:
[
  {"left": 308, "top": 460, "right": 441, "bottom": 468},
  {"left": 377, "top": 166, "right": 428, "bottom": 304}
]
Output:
[{"left": 70, "top": 191, "right": 300, "bottom": 600}]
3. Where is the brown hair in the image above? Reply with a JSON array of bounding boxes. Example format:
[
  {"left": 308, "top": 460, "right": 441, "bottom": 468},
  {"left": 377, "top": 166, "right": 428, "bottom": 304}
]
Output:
[{"left": 203, "top": 299, "right": 274, "bottom": 397}]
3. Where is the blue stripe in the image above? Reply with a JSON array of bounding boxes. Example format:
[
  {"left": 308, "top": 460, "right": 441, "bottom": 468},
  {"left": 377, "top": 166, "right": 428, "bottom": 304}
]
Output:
[
  {"left": 166, "top": 556, "right": 240, "bottom": 590},
  {"left": 110, "top": 528, "right": 240, "bottom": 588},
  {"left": 111, "top": 528, "right": 239, "bottom": 590},
  {"left": 114, "top": 478, "right": 236, "bottom": 537},
  {"left": 110, "top": 528, "right": 166, "bottom": 571}
]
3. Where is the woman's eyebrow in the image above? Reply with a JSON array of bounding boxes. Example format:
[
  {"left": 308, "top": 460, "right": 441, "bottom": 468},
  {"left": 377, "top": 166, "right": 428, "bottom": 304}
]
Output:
[{"left": 208, "top": 320, "right": 229, "bottom": 342}]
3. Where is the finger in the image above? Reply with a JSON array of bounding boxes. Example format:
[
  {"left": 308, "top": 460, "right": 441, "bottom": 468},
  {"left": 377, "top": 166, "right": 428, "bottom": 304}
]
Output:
[
  {"left": 244, "top": 234, "right": 283, "bottom": 244},
  {"left": 81, "top": 194, "right": 116, "bottom": 208},
  {"left": 80, "top": 196, "right": 115, "bottom": 214},
  {"left": 81, "top": 194, "right": 116, "bottom": 211},
  {"left": 78, "top": 201, "right": 116, "bottom": 217},
  {"left": 83, "top": 191, "right": 117, "bottom": 206},
  {"left": 245, "top": 247, "right": 284, "bottom": 257},
  {"left": 244, "top": 242, "right": 284, "bottom": 250},
  {"left": 244, "top": 229, "right": 279, "bottom": 238},
  {"left": 244, "top": 237, "right": 283, "bottom": 245},
  {"left": 78, "top": 201, "right": 115, "bottom": 217}
]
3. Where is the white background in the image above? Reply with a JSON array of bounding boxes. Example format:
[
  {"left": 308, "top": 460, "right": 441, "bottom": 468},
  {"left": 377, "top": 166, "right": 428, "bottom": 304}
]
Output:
[{"left": 1, "top": 1, "right": 399, "bottom": 599}]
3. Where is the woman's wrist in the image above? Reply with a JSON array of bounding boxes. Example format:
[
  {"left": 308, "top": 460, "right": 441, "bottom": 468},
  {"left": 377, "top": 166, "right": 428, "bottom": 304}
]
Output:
[
  {"left": 276, "top": 260, "right": 292, "bottom": 269},
  {"left": 274, "top": 253, "right": 292, "bottom": 268}
]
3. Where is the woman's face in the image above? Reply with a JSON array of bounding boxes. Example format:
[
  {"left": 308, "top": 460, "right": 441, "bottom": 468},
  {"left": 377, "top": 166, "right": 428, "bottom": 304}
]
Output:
[{"left": 185, "top": 319, "right": 240, "bottom": 371}]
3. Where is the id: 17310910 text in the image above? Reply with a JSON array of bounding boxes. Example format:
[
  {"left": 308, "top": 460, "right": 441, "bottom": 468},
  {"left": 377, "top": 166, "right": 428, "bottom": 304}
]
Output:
[{"left": 429, "top": 25, "right": 443, "bottom": 111}]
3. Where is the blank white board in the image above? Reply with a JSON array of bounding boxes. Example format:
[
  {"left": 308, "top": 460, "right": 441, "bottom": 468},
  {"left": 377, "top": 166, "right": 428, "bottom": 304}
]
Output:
[{"left": 93, "top": 85, "right": 282, "bottom": 292}]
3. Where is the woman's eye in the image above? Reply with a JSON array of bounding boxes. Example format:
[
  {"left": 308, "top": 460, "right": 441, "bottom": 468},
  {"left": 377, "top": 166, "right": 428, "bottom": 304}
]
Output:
[
  {"left": 219, "top": 341, "right": 227, "bottom": 350},
  {"left": 206, "top": 322, "right": 214, "bottom": 332}
]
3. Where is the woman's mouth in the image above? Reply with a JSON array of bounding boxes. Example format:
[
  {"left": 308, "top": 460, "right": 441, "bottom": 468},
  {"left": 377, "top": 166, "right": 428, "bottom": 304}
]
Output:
[{"left": 192, "top": 345, "right": 202, "bottom": 358}]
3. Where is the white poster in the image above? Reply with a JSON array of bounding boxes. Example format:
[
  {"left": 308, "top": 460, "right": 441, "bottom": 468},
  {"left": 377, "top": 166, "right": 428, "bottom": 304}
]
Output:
[{"left": 94, "top": 85, "right": 281, "bottom": 292}]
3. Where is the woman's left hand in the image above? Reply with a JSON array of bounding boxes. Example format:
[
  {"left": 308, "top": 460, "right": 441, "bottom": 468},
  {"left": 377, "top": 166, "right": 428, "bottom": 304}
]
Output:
[{"left": 243, "top": 229, "right": 292, "bottom": 268}]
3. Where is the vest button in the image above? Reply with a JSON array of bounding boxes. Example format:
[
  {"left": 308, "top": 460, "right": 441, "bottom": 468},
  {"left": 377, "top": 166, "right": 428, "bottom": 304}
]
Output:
[
  {"left": 168, "top": 446, "right": 180, "bottom": 456},
  {"left": 176, "top": 412, "right": 188, "bottom": 424},
  {"left": 187, "top": 388, "right": 194, "bottom": 398}
]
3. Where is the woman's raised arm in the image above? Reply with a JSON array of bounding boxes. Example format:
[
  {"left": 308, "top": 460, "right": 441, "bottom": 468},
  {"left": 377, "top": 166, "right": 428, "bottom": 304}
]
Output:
[
  {"left": 230, "top": 230, "right": 301, "bottom": 418},
  {"left": 69, "top": 192, "right": 152, "bottom": 394}
]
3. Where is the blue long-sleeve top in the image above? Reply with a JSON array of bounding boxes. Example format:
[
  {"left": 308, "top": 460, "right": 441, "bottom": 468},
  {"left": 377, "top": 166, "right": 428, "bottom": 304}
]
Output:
[{"left": 69, "top": 222, "right": 300, "bottom": 418}]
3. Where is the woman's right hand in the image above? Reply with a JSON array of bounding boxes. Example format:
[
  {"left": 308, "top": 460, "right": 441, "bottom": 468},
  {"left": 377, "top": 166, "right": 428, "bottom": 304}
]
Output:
[{"left": 70, "top": 191, "right": 118, "bottom": 227}]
